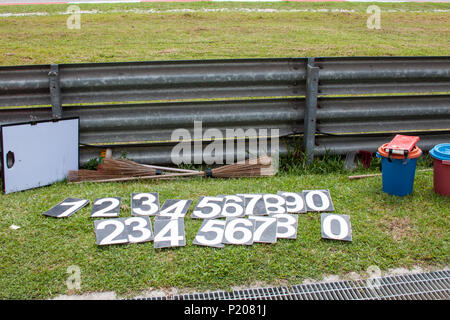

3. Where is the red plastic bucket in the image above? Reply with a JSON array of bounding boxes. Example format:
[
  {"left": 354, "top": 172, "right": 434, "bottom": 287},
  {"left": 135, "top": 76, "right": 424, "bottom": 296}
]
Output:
[{"left": 430, "top": 143, "right": 450, "bottom": 196}]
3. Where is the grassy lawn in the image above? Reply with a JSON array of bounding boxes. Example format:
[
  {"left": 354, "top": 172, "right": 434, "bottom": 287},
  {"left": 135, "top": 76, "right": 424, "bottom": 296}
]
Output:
[
  {"left": 0, "top": 2, "right": 449, "bottom": 65},
  {"left": 0, "top": 2, "right": 449, "bottom": 299},
  {"left": 0, "top": 155, "right": 448, "bottom": 299}
]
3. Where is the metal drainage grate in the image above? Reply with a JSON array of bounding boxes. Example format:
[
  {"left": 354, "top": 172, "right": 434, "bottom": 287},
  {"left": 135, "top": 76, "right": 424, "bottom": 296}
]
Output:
[{"left": 134, "top": 270, "right": 450, "bottom": 300}]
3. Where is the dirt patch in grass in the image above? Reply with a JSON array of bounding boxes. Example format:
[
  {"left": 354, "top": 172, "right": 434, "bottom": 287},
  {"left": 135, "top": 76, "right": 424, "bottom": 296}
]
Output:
[{"left": 379, "top": 216, "right": 415, "bottom": 242}]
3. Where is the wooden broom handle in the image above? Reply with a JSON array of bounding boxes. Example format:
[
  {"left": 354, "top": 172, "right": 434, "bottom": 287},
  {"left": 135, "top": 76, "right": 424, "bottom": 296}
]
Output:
[
  {"left": 348, "top": 168, "right": 432, "bottom": 180},
  {"left": 70, "top": 171, "right": 204, "bottom": 184},
  {"left": 140, "top": 164, "right": 202, "bottom": 174},
  {"left": 348, "top": 173, "right": 381, "bottom": 180}
]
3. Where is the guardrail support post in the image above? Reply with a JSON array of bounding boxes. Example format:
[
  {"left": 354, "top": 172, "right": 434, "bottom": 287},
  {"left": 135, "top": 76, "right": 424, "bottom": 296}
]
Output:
[
  {"left": 48, "top": 64, "right": 62, "bottom": 119},
  {"left": 303, "top": 58, "right": 320, "bottom": 165}
]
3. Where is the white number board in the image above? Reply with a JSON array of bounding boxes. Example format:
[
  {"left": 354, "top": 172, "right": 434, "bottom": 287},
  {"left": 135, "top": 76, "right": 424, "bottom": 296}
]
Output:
[
  {"left": 321, "top": 213, "right": 352, "bottom": 242},
  {"left": 154, "top": 218, "right": 186, "bottom": 248},
  {"left": 220, "top": 195, "right": 245, "bottom": 218},
  {"left": 131, "top": 193, "right": 159, "bottom": 216},
  {"left": 248, "top": 216, "right": 278, "bottom": 243},
  {"left": 236, "top": 194, "right": 268, "bottom": 216},
  {"left": 270, "top": 213, "right": 298, "bottom": 239},
  {"left": 191, "top": 196, "right": 225, "bottom": 219},
  {"left": 43, "top": 198, "right": 89, "bottom": 218},
  {"left": 263, "top": 194, "right": 287, "bottom": 215},
  {"left": 94, "top": 216, "right": 153, "bottom": 245},
  {"left": 278, "top": 191, "right": 306, "bottom": 213},
  {"left": 193, "top": 219, "right": 226, "bottom": 248},
  {"left": 1, "top": 118, "right": 79, "bottom": 194},
  {"left": 91, "top": 197, "right": 121, "bottom": 218},
  {"left": 303, "top": 190, "right": 335, "bottom": 212},
  {"left": 157, "top": 199, "right": 192, "bottom": 219},
  {"left": 222, "top": 218, "right": 255, "bottom": 245}
]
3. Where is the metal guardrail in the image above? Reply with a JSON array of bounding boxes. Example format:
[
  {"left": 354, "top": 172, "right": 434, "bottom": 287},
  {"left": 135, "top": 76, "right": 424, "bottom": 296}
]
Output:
[{"left": 0, "top": 57, "right": 449, "bottom": 165}]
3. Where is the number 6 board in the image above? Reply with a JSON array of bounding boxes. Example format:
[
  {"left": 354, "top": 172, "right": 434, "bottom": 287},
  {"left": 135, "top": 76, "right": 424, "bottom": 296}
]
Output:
[{"left": 222, "top": 218, "right": 255, "bottom": 245}]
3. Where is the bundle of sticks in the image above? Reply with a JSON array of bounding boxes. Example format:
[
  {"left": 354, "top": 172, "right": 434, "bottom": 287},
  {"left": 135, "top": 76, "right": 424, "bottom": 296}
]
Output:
[{"left": 68, "top": 155, "right": 275, "bottom": 184}]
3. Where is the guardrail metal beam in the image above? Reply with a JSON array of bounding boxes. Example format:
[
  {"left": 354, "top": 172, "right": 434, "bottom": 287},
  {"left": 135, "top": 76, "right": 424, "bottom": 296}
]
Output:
[{"left": 0, "top": 56, "right": 449, "bottom": 166}]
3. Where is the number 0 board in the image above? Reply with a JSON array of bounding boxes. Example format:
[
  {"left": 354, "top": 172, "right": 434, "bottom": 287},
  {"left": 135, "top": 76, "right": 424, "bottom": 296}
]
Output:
[{"left": 321, "top": 213, "right": 352, "bottom": 242}]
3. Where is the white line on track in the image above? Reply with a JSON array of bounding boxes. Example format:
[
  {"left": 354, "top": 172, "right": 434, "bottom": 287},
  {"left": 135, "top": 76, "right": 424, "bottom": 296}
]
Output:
[{"left": 1, "top": 5, "right": 449, "bottom": 17}]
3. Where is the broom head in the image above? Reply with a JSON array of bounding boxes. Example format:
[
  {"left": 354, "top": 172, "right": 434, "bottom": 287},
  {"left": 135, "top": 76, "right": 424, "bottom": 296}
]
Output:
[
  {"left": 98, "top": 158, "right": 158, "bottom": 177},
  {"left": 67, "top": 169, "right": 135, "bottom": 182},
  {"left": 210, "top": 155, "right": 275, "bottom": 178},
  {"left": 68, "top": 158, "right": 159, "bottom": 182}
]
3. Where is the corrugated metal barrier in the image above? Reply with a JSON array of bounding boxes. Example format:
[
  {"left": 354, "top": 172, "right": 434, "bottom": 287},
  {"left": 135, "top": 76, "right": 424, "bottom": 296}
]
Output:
[{"left": 0, "top": 56, "right": 449, "bottom": 165}]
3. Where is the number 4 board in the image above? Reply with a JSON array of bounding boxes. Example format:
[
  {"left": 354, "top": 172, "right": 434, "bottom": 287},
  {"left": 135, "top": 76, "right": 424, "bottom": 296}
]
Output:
[
  {"left": 153, "top": 218, "right": 186, "bottom": 249},
  {"left": 157, "top": 199, "right": 192, "bottom": 219}
]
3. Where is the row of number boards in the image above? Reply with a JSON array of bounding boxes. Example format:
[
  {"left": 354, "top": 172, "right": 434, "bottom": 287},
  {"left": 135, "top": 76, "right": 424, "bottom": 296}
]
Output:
[{"left": 42, "top": 190, "right": 352, "bottom": 248}]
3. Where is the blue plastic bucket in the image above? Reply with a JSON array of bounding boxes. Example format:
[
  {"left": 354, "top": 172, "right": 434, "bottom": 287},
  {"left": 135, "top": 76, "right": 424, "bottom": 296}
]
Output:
[{"left": 376, "top": 145, "right": 422, "bottom": 196}]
